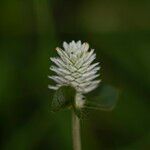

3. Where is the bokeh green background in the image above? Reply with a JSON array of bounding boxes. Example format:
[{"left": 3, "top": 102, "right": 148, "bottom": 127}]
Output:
[{"left": 0, "top": 0, "right": 150, "bottom": 150}]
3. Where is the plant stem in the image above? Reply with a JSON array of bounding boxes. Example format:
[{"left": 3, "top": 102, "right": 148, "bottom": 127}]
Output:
[{"left": 72, "top": 111, "right": 81, "bottom": 150}]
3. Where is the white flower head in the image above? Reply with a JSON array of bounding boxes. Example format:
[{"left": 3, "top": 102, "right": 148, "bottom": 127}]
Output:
[{"left": 48, "top": 40, "right": 101, "bottom": 108}]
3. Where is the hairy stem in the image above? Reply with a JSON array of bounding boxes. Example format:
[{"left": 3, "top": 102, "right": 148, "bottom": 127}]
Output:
[{"left": 72, "top": 111, "right": 81, "bottom": 150}]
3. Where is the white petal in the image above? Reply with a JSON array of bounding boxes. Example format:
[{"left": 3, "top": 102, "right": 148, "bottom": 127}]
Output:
[
  {"left": 58, "top": 68, "right": 71, "bottom": 75},
  {"left": 79, "top": 82, "right": 91, "bottom": 87},
  {"left": 77, "top": 66, "right": 88, "bottom": 73},
  {"left": 48, "top": 85, "right": 59, "bottom": 90},
  {"left": 75, "top": 76, "right": 89, "bottom": 83},
  {"left": 56, "top": 47, "right": 72, "bottom": 64},
  {"left": 81, "top": 42, "right": 89, "bottom": 52},
  {"left": 50, "top": 66, "right": 64, "bottom": 76},
  {"left": 71, "top": 40, "right": 76, "bottom": 49},
  {"left": 86, "top": 62, "right": 100, "bottom": 72},
  {"left": 90, "top": 66, "right": 100, "bottom": 72},
  {"left": 83, "top": 53, "right": 96, "bottom": 67},
  {"left": 69, "top": 52, "right": 77, "bottom": 63},
  {"left": 74, "top": 49, "right": 91, "bottom": 68},
  {"left": 69, "top": 41, "right": 76, "bottom": 51},
  {"left": 64, "top": 75, "right": 74, "bottom": 81},
  {"left": 50, "top": 58, "right": 66, "bottom": 69},
  {"left": 76, "top": 41, "right": 81, "bottom": 48},
  {"left": 56, "top": 47, "right": 69, "bottom": 58},
  {"left": 91, "top": 80, "right": 101, "bottom": 85},
  {"left": 48, "top": 76, "right": 67, "bottom": 84},
  {"left": 74, "top": 57, "right": 85, "bottom": 68},
  {"left": 75, "top": 77, "right": 83, "bottom": 83},
  {"left": 85, "top": 74, "right": 100, "bottom": 81},
  {"left": 67, "top": 65, "right": 77, "bottom": 72},
  {"left": 83, "top": 49, "right": 94, "bottom": 63},
  {"left": 50, "top": 66, "right": 71, "bottom": 76},
  {"left": 71, "top": 72, "right": 81, "bottom": 78},
  {"left": 82, "top": 70, "right": 97, "bottom": 78},
  {"left": 71, "top": 81, "right": 79, "bottom": 87},
  {"left": 63, "top": 42, "right": 69, "bottom": 50},
  {"left": 83, "top": 84, "right": 99, "bottom": 93}
]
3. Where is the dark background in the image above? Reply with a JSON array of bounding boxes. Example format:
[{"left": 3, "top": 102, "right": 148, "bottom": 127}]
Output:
[{"left": 0, "top": 0, "right": 150, "bottom": 150}]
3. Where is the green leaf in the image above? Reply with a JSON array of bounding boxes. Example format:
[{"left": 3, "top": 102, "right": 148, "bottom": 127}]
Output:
[
  {"left": 85, "top": 84, "right": 119, "bottom": 111},
  {"left": 51, "top": 86, "right": 76, "bottom": 112}
]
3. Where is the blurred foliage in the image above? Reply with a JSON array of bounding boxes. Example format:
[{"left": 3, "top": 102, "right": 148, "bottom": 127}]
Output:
[{"left": 0, "top": 0, "right": 150, "bottom": 150}]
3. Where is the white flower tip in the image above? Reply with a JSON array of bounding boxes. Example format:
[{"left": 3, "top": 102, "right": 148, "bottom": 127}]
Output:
[
  {"left": 48, "top": 85, "right": 59, "bottom": 90},
  {"left": 82, "top": 42, "right": 89, "bottom": 52},
  {"left": 50, "top": 57, "right": 54, "bottom": 61},
  {"left": 63, "top": 41, "right": 68, "bottom": 45},
  {"left": 96, "top": 80, "right": 101, "bottom": 84},
  {"left": 63, "top": 41, "right": 68, "bottom": 49},
  {"left": 72, "top": 40, "right": 75, "bottom": 44},
  {"left": 76, "top": 40, "right": 81, "bottom": 47},
  {"left": 56, "top": 47, "right": 61, "bottom": 51}
]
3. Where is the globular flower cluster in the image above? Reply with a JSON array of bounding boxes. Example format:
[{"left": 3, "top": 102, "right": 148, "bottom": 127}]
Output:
[{"left": 48, "top": 41, "right": 101, "bottom": 108}]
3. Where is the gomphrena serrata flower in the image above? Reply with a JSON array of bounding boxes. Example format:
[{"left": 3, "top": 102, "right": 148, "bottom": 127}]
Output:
[{"left": 48, "top": 40, "right": 101, "bottom": 109}]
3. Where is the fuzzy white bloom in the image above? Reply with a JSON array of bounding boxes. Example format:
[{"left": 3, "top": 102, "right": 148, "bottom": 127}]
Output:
[{"left": 48, "top": 41, "right": 101, "bottom": 108}]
